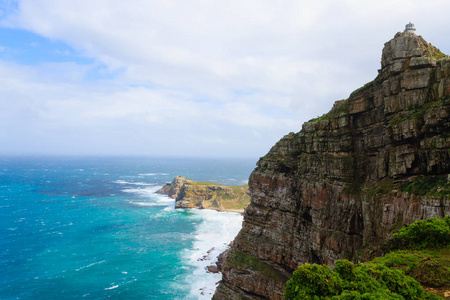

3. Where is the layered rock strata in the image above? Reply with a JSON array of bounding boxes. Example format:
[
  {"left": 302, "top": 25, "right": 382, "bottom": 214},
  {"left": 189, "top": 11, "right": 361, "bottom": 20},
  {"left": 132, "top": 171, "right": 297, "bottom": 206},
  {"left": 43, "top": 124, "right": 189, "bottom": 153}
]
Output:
[
  {"left": 156, "top": 176, "right": 250, "bottom": 212},
  {"left": 213, "top": 31, "right": 450, "bottom": 299}
]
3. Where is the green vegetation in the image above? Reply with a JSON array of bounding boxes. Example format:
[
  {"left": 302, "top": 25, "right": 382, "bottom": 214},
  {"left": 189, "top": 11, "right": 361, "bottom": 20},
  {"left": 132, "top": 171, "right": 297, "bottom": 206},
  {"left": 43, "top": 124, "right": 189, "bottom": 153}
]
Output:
[
  {"left": 284, "top": 260, "right": 438, "bottom": 299},
  {"left": 310, "top": 113, "right": 335, "bottom": 123},
  {"left": 309, "top": 99, "right": 349, "bottom": 123},
  {"left": 350, "top": 80, "right": 374, "bottom": 97},
  {"left": 366, "top": 178, "right": 395, "bottom": 196},
  {"left": 428, "top": 49, "right": 447, "bottom": 60},
  {"left": 371, "top": 248, "right": 450, "bottom": 288},
  {"left": 285, "top": 217, "right": 450, "bottom": 299},
  {"left": 386, "top": 216, "right": 450, "bottom": 250},
  {"left": 361, "top": 173, "right": 450, "bottom": 200},
  {"left": 389, "top": 94, "right": 450, "bottom": 125},
  {"left": 229, "top": 249, "right": 282, "bottom": 280},
  {"left": 431, "top": 53, "right": 447, "bottom": 60},
  {"left": 186, "top": 181, "right": 221, "bottom": 186},
  {"left": 399, "top": 175, "right": 450, "bottom": 198},
  {"left": 170, "top": 176, "right": 250, "bottom": 211},
  {"left": 184, "top": 182, "right": 250, "bottom": 211}
]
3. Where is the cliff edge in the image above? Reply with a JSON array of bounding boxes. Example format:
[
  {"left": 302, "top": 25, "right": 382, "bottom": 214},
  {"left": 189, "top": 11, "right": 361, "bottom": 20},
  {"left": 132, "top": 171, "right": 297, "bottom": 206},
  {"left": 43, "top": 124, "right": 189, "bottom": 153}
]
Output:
[
  {"left": 213, "top": 31, "right": 450, "bottom": 299},
  {"left": 156, "top": 176, "right": 250, "bottom": 212}
]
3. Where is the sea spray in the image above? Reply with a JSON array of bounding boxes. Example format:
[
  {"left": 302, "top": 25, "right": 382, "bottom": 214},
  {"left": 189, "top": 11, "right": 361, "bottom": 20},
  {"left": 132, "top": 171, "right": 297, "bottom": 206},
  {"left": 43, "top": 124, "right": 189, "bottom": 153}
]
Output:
[{"left": 182, "top": 209, "right": 243, "bottom": 299}]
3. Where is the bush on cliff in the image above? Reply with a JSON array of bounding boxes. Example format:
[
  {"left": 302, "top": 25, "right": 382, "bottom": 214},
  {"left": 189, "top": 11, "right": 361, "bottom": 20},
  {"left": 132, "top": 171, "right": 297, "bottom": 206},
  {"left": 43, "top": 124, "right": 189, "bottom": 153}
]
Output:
[
  {"left": 386, "top": 216, "right": 450, "bottom": 250},
  {"left": 285, "top": 217, "right": 450, "bottom": 299},
  {"left": 371, "top": 248, "right": 450, "bottom": 288},
  {"left": 284, "top": 259, "right": 438, "bottom": 299}
]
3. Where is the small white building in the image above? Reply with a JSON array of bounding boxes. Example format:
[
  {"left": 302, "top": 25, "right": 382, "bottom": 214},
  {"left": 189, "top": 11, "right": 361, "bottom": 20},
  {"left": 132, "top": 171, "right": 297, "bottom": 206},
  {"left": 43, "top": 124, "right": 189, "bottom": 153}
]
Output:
[{"left": 405, "top": 22, "right": 416, "bottom": 32}]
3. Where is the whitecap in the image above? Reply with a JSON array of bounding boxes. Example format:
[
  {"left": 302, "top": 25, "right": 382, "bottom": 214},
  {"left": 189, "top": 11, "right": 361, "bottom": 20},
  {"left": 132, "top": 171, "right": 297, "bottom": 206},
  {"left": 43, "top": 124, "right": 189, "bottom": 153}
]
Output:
[
  {"left": 114, "top": 180, "right": 154, "bottom": 186},
  {"left": 123, "top": 185, "right": 161, "bottom": 198},
  {"left": 114, "top": 180, "right": 129, "bottom": 185},
  {"left": 76, "top": 260, "right": 106, "bottom": 272},
  {"left": 138, "top": 173, "right": 169, "bottom": 176},
  {"left": 181, "top": 210, "right": 243, "bottom": 299},
  {"left": 124, "top": 185, "right": 174, "bottom": 208},
  {"left": 104, "top": 284, "right": 119, "bottom": 290},
  {"left": 129, "top": 201, "right": 159, "bottom": 207}
]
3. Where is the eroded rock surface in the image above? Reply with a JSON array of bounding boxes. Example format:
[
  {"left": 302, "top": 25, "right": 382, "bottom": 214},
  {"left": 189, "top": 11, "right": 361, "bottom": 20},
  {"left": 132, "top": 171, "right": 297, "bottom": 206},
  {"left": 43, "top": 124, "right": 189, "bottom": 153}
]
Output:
[{"left": 213, "top": 31, "right": 450, "bottom": 299}]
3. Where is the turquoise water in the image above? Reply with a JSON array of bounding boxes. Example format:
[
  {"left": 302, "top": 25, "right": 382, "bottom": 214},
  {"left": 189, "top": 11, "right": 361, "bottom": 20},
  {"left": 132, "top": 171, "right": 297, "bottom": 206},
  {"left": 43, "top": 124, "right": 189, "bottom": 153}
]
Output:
[{"left": 0, "top": 157, "right": 255, "bottom": 299}]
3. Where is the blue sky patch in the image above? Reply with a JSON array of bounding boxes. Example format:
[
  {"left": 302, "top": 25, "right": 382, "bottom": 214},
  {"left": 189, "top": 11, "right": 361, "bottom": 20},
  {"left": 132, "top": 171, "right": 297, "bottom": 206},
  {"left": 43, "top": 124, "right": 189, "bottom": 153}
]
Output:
[
  {"left": 0, "top": 27, "right": 94, "bottom": 65},
  {"left": 84, "top": 64, "right": 127, "bottom": 82}
]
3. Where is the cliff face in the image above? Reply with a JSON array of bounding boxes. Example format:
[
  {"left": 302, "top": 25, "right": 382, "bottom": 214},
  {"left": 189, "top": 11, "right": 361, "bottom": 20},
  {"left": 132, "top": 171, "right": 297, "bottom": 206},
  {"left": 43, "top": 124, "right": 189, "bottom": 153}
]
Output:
[
  {"left": 156, "top": 176, "right": 250, "bottom": 211},
  {"left": 213, "top": 31, "right": 450, "bottom": 299}
]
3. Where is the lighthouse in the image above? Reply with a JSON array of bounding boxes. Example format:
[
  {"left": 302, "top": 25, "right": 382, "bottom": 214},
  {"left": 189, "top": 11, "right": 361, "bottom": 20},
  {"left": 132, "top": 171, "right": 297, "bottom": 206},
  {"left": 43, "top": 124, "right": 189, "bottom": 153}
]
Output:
[{"left": 405, "top": 22, "right": 416, "bottom": 32}]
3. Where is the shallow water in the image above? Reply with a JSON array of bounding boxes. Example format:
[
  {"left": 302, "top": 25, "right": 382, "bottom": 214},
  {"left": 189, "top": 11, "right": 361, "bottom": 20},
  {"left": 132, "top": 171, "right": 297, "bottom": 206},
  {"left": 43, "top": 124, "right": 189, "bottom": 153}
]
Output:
[{"left": 0, "top": 156, "right": 255, "bottom": 299}]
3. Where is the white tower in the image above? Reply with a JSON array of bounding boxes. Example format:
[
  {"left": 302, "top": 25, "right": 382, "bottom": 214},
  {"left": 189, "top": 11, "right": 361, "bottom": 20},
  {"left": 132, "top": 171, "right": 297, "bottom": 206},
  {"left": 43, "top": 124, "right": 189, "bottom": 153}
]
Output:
[{"left": 405, "top": 22, "right": 416, "bottom": 32}]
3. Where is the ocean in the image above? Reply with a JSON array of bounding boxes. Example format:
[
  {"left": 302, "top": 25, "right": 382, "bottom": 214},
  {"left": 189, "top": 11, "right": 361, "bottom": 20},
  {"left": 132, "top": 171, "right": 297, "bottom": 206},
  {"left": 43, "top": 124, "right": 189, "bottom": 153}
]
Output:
[{"left": 0, "top": 156, "right": 256, "bottom": 299}]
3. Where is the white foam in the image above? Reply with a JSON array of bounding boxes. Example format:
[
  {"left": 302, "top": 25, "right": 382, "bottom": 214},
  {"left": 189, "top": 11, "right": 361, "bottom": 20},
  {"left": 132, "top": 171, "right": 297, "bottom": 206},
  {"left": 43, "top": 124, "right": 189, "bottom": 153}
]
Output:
[
  {"left": 124, "top": 185, "right": 174, "bottom": 207},
  {"left": 124, "top": 184, "right": 160, "bottom": 195},
  {"left": 129, "top": 201, "right": 168, "bottom": 207},
  {"left": 104, "top": 284, "right": 119, "bottom": 290},
  {"left": 76, "top": 260, "right": 106, "bottom": 272},
  {"left": 163, "top": 205, "right": 175, "bottom": 211},
  {"left": 138, "top": 173, "right": 169, "bottom": 176},
  {"left": 123, "top": 187, "right": 156, "bottom": 197},
  {"left": 181, "top": 210, "right": 243, "bottom": 299},
  {"left": 114, "top": 180, "right": 154, "bottom": 186},
  {"left": 114, "top": 180, "right": 129, "bottom": 185}
]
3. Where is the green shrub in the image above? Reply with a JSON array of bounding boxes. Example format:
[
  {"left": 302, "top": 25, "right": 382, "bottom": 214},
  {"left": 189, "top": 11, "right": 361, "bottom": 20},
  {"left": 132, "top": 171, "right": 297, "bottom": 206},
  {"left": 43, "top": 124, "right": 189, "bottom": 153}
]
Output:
[
  {"left": 400, "top": 175, "right": 450, "bottom": 197},
  {"left": 371, "top": 247, "right": 450, "bottom": 288},
  {"left": 284, "top": 263, "right": 342, "bottom": 299},
  {"left": 284, "top": 260, "right": 435, "bottom": 300},
  {"left": 412, "top": 258, "right": 450, "bottom": 287},
  {"left": 387, "top": 216, "right": 450, "bottom": 250},
  {"left": 333, "top": 260, "right": 354, "bottom": 281},
  {"left": 285, "top": 218, "right": 450, "bottom": 299},
  {"left": 332, "top": 289, "right": 404, "bottom": 300}
]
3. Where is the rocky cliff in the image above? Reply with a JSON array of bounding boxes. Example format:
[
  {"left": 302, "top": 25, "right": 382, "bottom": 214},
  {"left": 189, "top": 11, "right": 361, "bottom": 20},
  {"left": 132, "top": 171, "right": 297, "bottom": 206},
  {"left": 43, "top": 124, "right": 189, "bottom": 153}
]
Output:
[
  {"left": 156, "top": 176, "right": 250, "bottom": 212},
  {"left": 213, "top": 31, "right": 450, "bottom": 299}
]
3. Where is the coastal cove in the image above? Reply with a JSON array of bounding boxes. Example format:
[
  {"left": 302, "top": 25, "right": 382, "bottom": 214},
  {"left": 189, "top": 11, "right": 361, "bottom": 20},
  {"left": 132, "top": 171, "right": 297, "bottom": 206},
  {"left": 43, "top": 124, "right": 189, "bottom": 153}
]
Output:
[{"left": 0, "top": 156, "right": 255, "bottom": 299}]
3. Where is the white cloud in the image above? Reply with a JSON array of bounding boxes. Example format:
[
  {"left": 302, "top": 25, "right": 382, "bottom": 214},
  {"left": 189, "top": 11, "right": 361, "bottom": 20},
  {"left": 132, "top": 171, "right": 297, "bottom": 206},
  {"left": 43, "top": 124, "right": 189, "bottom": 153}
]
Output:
[{"left": 1, "top": 0, "right": 450, "bottom": 157}]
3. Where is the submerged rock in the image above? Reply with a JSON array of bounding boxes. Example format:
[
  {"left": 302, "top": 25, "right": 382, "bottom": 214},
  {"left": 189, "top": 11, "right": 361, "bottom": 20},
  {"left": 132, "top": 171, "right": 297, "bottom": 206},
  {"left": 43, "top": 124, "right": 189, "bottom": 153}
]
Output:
[{"left": 213, "top": 31, "right": 450, "bottom": 299}]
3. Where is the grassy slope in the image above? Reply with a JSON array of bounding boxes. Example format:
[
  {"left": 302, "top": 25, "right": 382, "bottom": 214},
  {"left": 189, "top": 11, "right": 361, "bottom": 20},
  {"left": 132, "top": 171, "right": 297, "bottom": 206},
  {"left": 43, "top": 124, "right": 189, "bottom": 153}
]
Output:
[
  {"left": 371, "top": 247, "right": 450, "bottom": 298},
  {"left": 183, "top": 179, "right": 250, "bottom": 211}
]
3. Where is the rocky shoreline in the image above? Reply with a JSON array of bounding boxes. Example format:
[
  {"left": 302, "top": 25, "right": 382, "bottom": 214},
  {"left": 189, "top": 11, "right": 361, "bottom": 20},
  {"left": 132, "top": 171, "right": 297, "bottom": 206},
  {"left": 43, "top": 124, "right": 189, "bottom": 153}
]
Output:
[{"left": 156, "top": 176, "right": 250, "bottom": 213}]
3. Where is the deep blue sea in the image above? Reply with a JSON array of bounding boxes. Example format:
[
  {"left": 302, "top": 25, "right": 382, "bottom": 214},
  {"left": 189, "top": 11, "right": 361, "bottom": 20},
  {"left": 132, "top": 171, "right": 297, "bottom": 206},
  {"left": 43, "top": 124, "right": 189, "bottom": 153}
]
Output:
[{"left": 0, "top": 156, "right": 256, "bottom": 299}]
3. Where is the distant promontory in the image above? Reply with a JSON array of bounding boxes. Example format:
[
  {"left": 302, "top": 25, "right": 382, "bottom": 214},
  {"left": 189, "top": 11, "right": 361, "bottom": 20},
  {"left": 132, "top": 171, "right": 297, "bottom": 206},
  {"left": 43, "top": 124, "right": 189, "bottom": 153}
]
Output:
[{"left": 156, "top": 176, "right": 250, "bottom": 213}]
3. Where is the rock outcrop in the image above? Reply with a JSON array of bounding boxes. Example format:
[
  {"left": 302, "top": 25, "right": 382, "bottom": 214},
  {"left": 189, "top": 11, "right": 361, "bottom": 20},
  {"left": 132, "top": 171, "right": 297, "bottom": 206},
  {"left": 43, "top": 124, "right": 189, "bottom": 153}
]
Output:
[
  {"left": 156, "top": 176, "right": 250, "bottom": 212},
  {"left": 213, "top": 31, "right": 450, "bottom": 299}
]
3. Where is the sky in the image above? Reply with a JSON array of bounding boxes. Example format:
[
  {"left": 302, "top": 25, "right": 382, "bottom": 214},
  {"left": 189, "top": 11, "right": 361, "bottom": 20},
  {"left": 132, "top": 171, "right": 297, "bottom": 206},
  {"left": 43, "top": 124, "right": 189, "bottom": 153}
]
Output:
[{"left": 0, "top": 0, "right": 449, "bottom": 159}]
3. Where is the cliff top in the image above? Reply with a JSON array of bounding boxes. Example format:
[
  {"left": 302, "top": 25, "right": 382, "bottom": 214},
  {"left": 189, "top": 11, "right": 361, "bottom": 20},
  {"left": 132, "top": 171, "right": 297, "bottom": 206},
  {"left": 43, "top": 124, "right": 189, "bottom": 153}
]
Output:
[
  {"left": 214, "top": 28, "right": 450, "bottom": 299},
  {"left": 380, "top": 31, "right": 447, "bottom": 73}
]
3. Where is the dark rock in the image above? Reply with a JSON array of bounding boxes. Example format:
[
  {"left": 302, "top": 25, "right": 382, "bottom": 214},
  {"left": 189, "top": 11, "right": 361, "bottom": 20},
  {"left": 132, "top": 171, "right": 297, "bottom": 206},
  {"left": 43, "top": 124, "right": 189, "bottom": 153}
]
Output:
[
  {"left": 213, "top": 31, "right": 450, "bottom": 300},
  {"left": 207, "top": 265, "right": 220, "bottom": 273}
]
